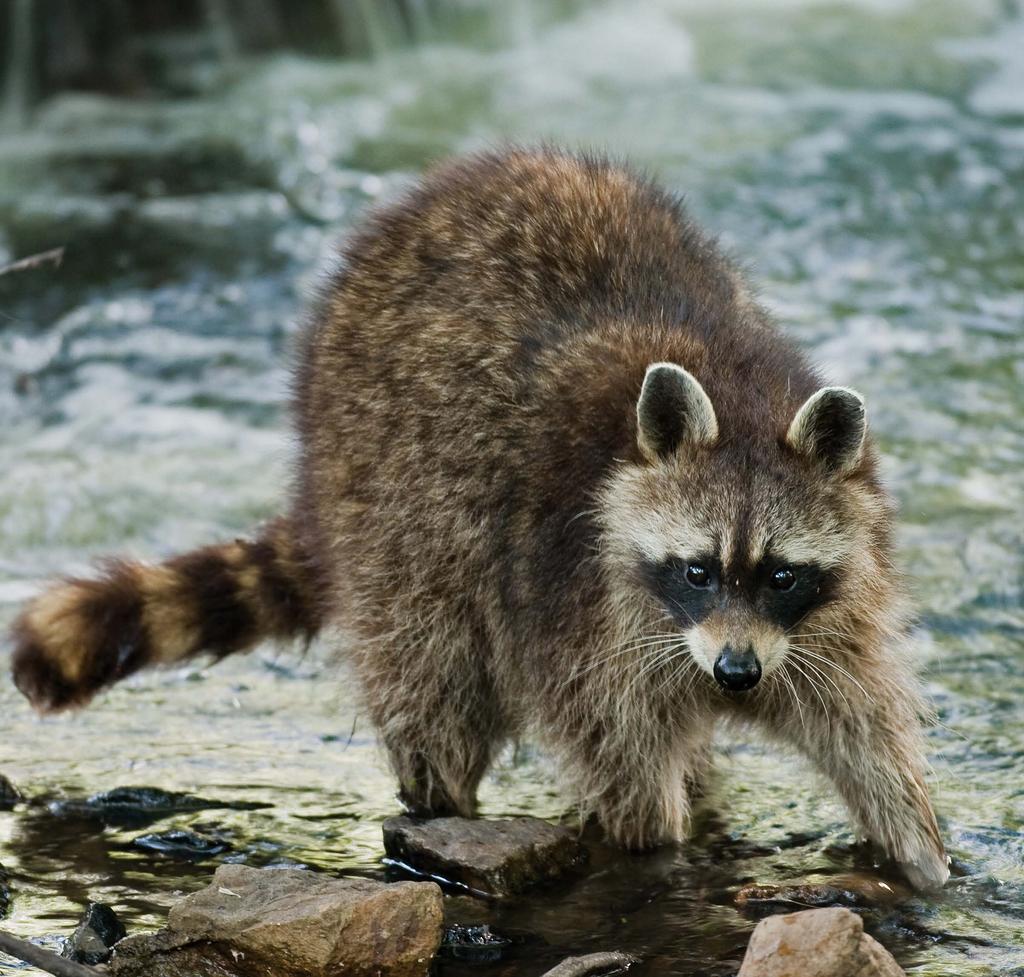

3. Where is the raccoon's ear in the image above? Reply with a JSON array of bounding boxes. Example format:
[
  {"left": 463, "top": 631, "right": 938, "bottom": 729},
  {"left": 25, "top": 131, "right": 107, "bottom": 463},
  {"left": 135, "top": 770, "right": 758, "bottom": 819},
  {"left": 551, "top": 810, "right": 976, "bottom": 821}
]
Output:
[
  {"left": 786, "top": 386, "right": 866, "bottom": 473},
  {"left": 636, "top": 363, "right": 718, "bottom": 462}
]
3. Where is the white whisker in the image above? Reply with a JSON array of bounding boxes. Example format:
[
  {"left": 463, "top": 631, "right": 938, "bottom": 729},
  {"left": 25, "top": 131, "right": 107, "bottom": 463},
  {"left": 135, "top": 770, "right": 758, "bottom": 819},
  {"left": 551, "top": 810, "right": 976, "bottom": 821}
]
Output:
[
  {"left": 775, "top": 660, "right": 806, "bottom": 735},
  {"left": 788, "top": 644, "right": 875, "bottom": 705},
  {"left": 785, "top": 655, "right": 831, "bottom": 736},
  {"left": 789, "top": 650, "right": 851, "bottom": 717}
]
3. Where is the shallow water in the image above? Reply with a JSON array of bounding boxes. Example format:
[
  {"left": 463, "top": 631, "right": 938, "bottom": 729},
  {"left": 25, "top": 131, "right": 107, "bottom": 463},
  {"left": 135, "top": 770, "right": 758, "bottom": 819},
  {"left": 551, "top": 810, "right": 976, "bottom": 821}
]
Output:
[{"left": 1, "top": 1, "right": 1022, "bottom": 974}]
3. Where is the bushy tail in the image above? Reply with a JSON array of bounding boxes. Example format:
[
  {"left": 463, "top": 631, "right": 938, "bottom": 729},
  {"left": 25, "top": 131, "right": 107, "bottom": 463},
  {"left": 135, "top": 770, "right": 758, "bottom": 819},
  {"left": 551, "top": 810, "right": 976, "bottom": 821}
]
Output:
[{"left": 9, "top": 517, "right": 322, "bottom": 713}]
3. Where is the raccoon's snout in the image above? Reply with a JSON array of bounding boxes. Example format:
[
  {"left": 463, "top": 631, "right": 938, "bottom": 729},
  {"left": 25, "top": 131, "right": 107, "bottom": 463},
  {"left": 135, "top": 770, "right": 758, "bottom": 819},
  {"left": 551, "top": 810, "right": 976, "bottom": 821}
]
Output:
[{"left": 713, "top": 645, "right": 762, "bottom": 692}]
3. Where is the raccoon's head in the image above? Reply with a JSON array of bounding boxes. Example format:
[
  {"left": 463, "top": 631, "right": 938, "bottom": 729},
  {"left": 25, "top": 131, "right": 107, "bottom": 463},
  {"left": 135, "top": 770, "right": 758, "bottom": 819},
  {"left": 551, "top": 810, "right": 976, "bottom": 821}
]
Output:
[{"left": 599, "top": 362, "right": 892, "bottom": 695}]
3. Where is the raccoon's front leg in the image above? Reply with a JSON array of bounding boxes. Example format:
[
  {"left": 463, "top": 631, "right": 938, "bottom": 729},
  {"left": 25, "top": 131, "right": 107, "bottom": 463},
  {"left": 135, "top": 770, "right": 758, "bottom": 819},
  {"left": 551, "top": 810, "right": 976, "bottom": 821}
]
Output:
[
  {"left": 764, "top": 673, "right": 948, "bottom": 890},
  {"left": 824, "top": 714, "right": 947, "bottom": 891}
]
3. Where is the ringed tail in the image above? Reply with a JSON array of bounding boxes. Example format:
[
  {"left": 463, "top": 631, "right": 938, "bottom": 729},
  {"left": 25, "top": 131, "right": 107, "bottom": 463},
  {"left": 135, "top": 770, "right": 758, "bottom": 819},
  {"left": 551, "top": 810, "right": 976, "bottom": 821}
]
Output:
[{"left": 8, "top": 517, "right": 322, "bottom": 713}]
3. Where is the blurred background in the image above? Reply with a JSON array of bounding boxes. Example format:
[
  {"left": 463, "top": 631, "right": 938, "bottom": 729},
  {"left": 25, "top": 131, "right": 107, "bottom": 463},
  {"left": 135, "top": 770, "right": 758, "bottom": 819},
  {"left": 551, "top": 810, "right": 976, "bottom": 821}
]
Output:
[{"left": 0, "top": 2, "right": 1022, "bottom": 976}]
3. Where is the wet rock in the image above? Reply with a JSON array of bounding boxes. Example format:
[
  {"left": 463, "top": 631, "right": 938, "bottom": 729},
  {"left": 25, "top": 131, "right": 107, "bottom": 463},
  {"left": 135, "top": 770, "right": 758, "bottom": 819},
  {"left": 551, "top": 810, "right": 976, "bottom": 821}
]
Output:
[
  {"left": 110, "top": 863, "right": 444, "bottom": 977},
  {"left": 441, "top": 923, "right": 510, "bottom": 962},
  {"left": 47, "top": 786, "right": 268, "bottom": 828},
  {"left": 736, "top": 874, "right": 909, "bottom": 912},
  {"left": 0, "top": 774, "right": 22, "bottom": 810},
  {"left": 64, "top": 902, "right": 127, "bottom": 965},
  {"left": 737, "top": 907, "right": 905, "bottom": 977},
  {"left": 132, "top": 829, "right": 232, "bottom": 860},
  {"left": 383, "top": 816, "right": 586, "bottom": 896}
]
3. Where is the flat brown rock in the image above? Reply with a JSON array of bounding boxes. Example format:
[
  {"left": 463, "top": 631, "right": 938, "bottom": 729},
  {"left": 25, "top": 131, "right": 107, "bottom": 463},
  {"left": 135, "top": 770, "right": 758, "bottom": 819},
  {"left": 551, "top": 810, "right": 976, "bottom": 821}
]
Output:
[
  {"left": 111, "top": 864, "right": 444, "bottom": 977},
  {"left": 737, "top": 907, "right": 905, "bottom": 977},
  {"left": 382, "top": 816, "right": 586, "bottom": 896}
]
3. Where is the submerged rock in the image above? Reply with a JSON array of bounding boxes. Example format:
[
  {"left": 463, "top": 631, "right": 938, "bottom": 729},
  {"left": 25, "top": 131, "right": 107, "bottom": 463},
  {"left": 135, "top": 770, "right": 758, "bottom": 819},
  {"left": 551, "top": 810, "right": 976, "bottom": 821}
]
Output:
[
  {"left": 132, "top": 829, "right": 232, "bottom": 860},
  {"left": 736, "top": 874, "right": 909, "bottom": 911},
  {"left": 383, "top": 816, "right": 586, "bottom": 896},
  {"left": 0, "top": 775, "right": 22, "bottom": 810},
  {"left": 64, "top": 902, "right": 127, "bottom": 965},
  {"left": 110, "top": 863, "right": 444, "bottom": 977},
  {"left": 47, "top": 786, "right": 268, "bottom": 828},
  {"left": 737, "top": 907, "right": 905, "bottom": 977}
]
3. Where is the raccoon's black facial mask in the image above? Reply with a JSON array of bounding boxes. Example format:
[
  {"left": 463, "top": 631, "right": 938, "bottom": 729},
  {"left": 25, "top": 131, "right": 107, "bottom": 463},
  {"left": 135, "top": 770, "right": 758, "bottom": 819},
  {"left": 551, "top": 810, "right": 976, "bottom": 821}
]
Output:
[
  {"left": 640, "top": 555, "right": 721, "bottom": 626},
  {"left": 754, "top": 562, "right": 838, "bottom": 631},
  {"left": 640, "top": 555, "right": 837, "bottom": 630}
]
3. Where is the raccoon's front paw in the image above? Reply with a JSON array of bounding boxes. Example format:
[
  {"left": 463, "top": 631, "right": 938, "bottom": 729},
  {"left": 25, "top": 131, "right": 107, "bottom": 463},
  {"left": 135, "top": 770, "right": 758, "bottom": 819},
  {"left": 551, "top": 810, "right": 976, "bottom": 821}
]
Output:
[{"left": 899, "top": 847, "right": 950, "bottom": 892}]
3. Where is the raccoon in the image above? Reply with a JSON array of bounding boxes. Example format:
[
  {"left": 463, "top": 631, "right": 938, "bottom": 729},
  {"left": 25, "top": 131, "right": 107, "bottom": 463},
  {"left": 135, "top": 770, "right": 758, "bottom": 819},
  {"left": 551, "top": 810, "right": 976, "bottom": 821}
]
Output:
[{"left": 9, "top": 148, "right": 948, "bottom": 890}]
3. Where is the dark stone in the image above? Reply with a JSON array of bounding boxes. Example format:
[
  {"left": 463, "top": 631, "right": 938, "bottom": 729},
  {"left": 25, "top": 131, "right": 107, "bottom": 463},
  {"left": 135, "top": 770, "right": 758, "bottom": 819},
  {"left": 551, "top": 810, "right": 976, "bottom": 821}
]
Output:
[
  {"left": 131, "top": 829, "right": 232, "bottom": 860},
  {"left": 441, "top": 924, "right": 511, "bottom": 962},
  {"left": 0, "top": 863, "right": 10, "bottom": 918},
  {"left": 0, "top": 775, "right": 22, "bottom": 811},
  {"left": 64, "top": 902, "right": 128, "bottom": 965},
  {"left": 383, "top": 816, "right": 587, "bottom": 896},
  {"left": 109, "top": 865, "right": 444, "bottom": 977}
]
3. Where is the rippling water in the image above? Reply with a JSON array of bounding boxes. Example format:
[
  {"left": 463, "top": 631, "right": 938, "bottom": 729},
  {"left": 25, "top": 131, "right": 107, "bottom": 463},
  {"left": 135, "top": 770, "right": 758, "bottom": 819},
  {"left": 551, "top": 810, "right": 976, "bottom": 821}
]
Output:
[{"left": 1, "top": 1, "right": 1022, "bottom": 974}]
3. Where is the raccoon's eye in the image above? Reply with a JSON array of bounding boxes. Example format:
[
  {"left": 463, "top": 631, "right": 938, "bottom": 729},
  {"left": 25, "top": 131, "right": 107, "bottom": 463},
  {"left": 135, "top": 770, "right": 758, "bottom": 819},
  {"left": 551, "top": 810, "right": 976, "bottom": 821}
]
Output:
[
  {"left": 685, "top": 564, "right": 711, "bottom": 589},
  {"left": 771, "top": 567, "right": 797, "bottom": 591}
]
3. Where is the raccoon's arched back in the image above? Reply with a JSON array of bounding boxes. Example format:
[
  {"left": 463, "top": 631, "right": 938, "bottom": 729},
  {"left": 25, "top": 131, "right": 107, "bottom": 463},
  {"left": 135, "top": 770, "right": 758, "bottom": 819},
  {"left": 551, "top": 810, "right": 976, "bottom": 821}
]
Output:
[
  {"left": 314, "top": 148, "right": 824, "bottom": 454},
  {"left": 331, "top": 149, "right": 733, "bottom": 337}
]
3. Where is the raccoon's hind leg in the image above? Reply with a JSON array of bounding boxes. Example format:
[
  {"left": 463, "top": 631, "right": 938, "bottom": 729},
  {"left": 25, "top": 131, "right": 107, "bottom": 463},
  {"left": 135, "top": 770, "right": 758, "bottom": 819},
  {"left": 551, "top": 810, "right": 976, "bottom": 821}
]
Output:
[
  {"left": 381, "top": 689, "right": 504, "bottom": 818},
  {"left": 353, "top": 625, "right": 505, "bottom": 818}
]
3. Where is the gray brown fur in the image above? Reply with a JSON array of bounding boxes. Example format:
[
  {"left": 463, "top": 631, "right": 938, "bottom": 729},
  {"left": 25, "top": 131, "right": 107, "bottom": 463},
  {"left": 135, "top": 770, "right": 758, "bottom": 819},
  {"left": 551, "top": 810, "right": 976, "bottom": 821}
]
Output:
[{"left": 9, "top": 148, "right": 947, "bottom": 890}]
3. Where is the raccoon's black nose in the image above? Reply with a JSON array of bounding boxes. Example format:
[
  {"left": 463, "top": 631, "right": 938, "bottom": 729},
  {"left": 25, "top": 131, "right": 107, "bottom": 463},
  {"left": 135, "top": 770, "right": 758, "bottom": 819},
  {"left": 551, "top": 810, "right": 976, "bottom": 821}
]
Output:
[{"left": 713, "top": 646, "right": 762, "bottom": 692}]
